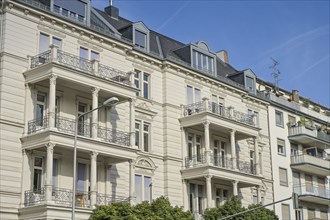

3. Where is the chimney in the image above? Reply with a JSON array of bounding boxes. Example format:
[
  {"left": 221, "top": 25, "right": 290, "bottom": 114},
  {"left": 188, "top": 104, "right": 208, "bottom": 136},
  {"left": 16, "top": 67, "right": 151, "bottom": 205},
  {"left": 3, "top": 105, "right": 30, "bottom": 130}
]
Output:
[
  {"left": 216, "top": 50, "right": 229, "bottom": 64},
  {"left": 105, "top": 1, "right": 119, "bottom": 19},
  {"left": 292, "top": 90, "right": 299, "bottom": 103}
]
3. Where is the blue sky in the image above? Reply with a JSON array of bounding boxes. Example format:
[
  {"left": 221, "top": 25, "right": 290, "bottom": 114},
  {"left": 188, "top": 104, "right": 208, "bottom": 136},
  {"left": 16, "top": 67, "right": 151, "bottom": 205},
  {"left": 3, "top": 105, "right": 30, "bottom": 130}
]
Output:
[{"left": 91, "top": 0, "right": 330, "bottom": 107}]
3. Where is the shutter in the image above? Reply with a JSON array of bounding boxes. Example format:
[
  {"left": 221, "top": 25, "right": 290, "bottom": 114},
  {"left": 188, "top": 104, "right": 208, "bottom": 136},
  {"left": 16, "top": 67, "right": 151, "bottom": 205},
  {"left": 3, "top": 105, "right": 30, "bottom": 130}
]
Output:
[{"left": 281, "top": 204, "right": 290, "bottom": 219}]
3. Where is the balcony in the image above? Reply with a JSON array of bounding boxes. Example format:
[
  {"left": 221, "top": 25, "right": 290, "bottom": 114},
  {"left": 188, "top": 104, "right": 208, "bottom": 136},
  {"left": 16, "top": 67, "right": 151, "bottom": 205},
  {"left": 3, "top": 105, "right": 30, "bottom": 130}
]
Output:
[
  {"left": 24, "top": 187, "right": 128, "bottom": 208},
  {"left": 291, "top": 154, "right": 330, "bottom": 176},
  {"left": 293, "top": 185, "right": 330, "bottom": 205},
  {"left": 182, "top": 154, "right": 261, "bottom": 187},
  {"left": 29, "top": 49, "right": 130, "bottom": 85},
  {"left": 180, "top": 101, "right": 259, "bottom": 139},
  {"left": 288, "top": 125, "right": 330, "bottom": 147},
  {"left": 22, "top": 116, "right": 136, "bottom": 160}
]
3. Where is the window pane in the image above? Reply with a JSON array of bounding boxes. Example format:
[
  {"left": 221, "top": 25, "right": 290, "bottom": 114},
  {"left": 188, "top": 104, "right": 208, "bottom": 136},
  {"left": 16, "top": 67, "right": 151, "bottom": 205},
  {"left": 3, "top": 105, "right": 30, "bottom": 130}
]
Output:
[
  {"left": 135, "top": 30, "right": 146, "bottom": 48},
  {"left": 195, "top": 88, "right": 201, "bottom": 102},
  {"left": 52, "top": 37, "right": 62, "bottom": 48},
  {"left": 276, "top": 111, "right": 283, "bottom": 126},
  {"left": 79, "top": 47, "right": 88, "bottom": 59},
  {"left": 187, "top": 86, "right": 193, "bottom": 104},
  {"left": 143, "top": 82, "right": 149, "bottom": 99},
  {"left": 143, "top": 132, "right": 149, "bottom": 152},
  {"left": 246, "top": 76, "right": 255, "bottom": 92},
  {"left": 53, "top": 159, "right": 57, "bottom": 188},
  {"left": 77, "top": 163, "right": 85, "bottom": 192},
  {"left": 144, "top": 176, "right": 152, "bottom": 202},
  {"left": 33, "top": 169, "right": 42, "bottom": 191},
  {"left": 135, "top": 175, "right": 142, "bottom": 203},
  {"left": 281, "top": 204, "right": 290, "bottom": 219},
  {"left": 39, "top": 33, "right": 49, "bottom": 53},
  {"left": 91, "top": 51, "right": 99, "bottom": 60},
  {"left": 34, "top": 157, "right": 43, "bottom": 167},
  {"left": 135, "top": 122, "right": 140, "bottom": 147},
  {"left": 279, "top": 168, "right": 288, "bottom": 186}
]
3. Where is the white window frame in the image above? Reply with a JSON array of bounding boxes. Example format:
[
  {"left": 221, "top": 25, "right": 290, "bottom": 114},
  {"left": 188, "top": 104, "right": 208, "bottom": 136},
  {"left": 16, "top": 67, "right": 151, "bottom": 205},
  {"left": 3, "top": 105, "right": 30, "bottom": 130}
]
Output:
[
  {"left": 135, "top": 120, "right": 151, "bottom": 152},
  {"left": 279, "top": 167, "right": 288, "bottom": 186},
  {"left": 134, "top": 69, "right": 150, "bottom": 99},
  {"left": 275, "top": 110, "right": 284, "bottom": 127},
  {"left": 186, "top": 131, "right": 204, "bottom": 166},
  {"left": 32, "top": 156, "right": 44, "bottom": 191},
  {"left": 79, "top": 47, "right": 99, "bottom": 61},
  {"left": 135, "top": 174, "right": 152, "bottom": 203},
  {"left": 38, "top": 32, "right": 62, "bottom": 53},
  {"left": 277, "top": 138, "right": 286, "bottom": 156},
  {"left": 186, "top": 85, "right": 201, "bottom": 105}
]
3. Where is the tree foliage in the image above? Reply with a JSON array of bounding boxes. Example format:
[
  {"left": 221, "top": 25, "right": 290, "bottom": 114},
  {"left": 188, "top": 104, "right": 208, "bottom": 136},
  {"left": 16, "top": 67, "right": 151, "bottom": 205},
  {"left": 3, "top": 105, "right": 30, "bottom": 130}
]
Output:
[
  {"left": 204, "top": 196, "right": 278, "bottom": 220},
  {"left": 90, "top": 196, "right": 194, "bottom": 220}
]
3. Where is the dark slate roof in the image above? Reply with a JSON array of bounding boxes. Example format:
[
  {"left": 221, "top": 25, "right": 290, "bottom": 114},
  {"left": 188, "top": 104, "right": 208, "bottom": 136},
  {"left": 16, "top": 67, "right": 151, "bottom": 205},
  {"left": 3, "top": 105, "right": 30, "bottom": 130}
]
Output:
[{"left": 94, "top": 7, "right": 242, "bottom": 87}]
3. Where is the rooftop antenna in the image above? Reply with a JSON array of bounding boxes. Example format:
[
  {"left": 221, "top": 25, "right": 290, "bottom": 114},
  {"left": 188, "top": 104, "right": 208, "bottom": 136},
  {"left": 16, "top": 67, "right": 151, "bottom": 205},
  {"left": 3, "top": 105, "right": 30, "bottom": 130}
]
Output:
[{"left": 269, "top": 57, "right": 281, "bottom": 94}]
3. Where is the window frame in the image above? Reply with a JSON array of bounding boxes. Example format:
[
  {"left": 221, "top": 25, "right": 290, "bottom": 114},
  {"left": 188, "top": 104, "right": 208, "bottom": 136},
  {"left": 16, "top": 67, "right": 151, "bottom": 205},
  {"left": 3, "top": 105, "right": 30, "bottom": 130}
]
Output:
[
  {"left": 135, "top": 120, "right": 151, "bottom": 152},
  {"left": 134, "top": 69, "right": 150, "bottom": 99},
  {"left": 281, "top": 203, "right": 291, "bottom": 220},
  {"left": 277, "top": 138, "right": 286, "bottom": 156},
  {"left": 275, "top": 110, "right": 284, "bottom": 127},
  {"left": 279, "top": 167, "right": 288, "bottom": 186},
  {"left": 38, "top": 32, "right": 62, "bottom": 53},
  {"left": 135, "top": 174, "right": 152, "bottom": 203},
  {"left": 33, "top": 156, "right": 44, "bottom": 191}
]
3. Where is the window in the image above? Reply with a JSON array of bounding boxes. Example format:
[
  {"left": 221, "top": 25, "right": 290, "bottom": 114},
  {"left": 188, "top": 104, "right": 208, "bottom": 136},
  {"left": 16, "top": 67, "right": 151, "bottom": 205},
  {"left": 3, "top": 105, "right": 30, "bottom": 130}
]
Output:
[
  {"left": 288, "top": 115, "right": 296, "bottom": 126},
  {"left": 277, "top": 139, "right": 286, "bottom": 156},
  {"left": 53, "top": 0, "right": 87, "bottom": 23},
  {"left": 186, "top": 85, "right": 201, "bottom": 115},
  {"left": 305, "top": 175, "right": 313, "bottom": 192},
  {"left": 295, "top": 210, "right": 302, "bottom": 220},
  {"left": 246, "top": 76, "right": 255, "bottom": 93},
  {"left": 320, "top": 211, "right": 327, "bottom": 220},
  {"left": 211, "top": 95, "right": 224, "bottom": 115},
  {"left": 291, "top": 144, "right": 298, "bottom": 156},
  {"left": 77, "top": 163, "right": 86, "bottom": 193},
  {"left": 79, "top": 47, "right": 99, "bottom": 60},
  {"left": 252, "top": 195, "right": 258, "bottom": 204},
  {"left": 134, "top": 69, "right": 150, "bottom": 99},
  {"left": 189, "top": 183, "right": 204, "bottom": 214},
  {"left": 275, "top": 110, "right": 284, "bottom": 127},
  {"left": 281, "top": 204, "right": 290, "bottom": 220},
  {"left": 279, "top": 168, "right": 288, "bottom": 186},
  {"left": 192, "top": 50, "right": 214, "bottom": 74},
  {"left": 52, "top": 159, "right": 58, "bottom": 189},
  {"left": 307, "top": 209, "right": 315, "bottom": 220},
  {"left": 36, "top": 93, "right": 46, "bottom": 124},
  {"left": 186, "top": 133, "right": 203, "bottom": 166},
  {"left": 33, "top": 157, "right": 43, "bottom": 191},
  {"left": 250, "top": 151, "right": 255, "bottom": 173},
  {"left": 135, "top": 120, "right": 150, "bottom": 152},
  {"left": 135, "top": 175, "right": 152, "bottom": 203},
  {"left": 135, "top": 30, "right": 147, "bottom": 49},
  {"left": 39, "top": 33, "right": 62, "bottom": 53}
]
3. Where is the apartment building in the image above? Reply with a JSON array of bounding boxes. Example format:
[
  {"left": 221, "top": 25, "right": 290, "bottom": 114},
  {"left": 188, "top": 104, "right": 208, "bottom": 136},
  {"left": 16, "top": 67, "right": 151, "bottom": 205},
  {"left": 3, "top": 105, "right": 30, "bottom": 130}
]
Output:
[
  {"left": 255, "top": 82, "right": 330, "bottom": 220},
  {"left": 0, "top": 0, "right": 328, "bottom": 220}
]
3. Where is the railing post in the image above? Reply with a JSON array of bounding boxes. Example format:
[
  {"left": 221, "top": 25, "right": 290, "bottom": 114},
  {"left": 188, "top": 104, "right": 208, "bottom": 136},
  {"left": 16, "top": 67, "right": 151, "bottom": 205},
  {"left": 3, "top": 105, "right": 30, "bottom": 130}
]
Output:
[
  {"left": 49, "top": 44, "right": 59, "bottom": 63},
  {"left": 202, "top": 97, "right": 209, "bottom": 112},
  {"left": 27, "top": 55, "right": 32, "bottom": 70},
  {"left": 91, "top": 59, "right": 99, "bottom": 76}
]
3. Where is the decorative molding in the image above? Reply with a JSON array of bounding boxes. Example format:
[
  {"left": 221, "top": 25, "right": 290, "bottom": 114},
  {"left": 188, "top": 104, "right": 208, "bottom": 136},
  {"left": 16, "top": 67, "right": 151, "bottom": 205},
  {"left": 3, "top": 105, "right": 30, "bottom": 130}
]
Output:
[
  {"left": 210, "top": 88, "right": 227, "bottom": 97},
  {"left": 37, "top": 24, "right": 66, "bottom": 39},
  {"left": 77, "top": 39, "right": 103, "bottom": 52},
  {"left": 185, "top": 79, "right": 203, "bottom": 89},
  {"left": 135, "top": 156, "right": 157, "bottom": 171}
]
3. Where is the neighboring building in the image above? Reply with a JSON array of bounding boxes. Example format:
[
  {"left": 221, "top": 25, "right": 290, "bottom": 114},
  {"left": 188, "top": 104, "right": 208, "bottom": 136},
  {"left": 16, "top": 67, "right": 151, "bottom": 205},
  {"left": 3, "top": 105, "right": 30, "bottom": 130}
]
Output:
[
  {"left": 0, "top": 1, "right": 328, "bottom": 220},
  {"left": 255, "top": 82, "right": 330, "bottom": 220}
]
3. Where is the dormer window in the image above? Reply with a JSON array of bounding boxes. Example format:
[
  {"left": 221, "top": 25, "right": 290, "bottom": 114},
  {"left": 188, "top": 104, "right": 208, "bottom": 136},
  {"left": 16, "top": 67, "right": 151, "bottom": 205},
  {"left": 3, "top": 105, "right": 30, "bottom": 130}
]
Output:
[
  {"left": 53, "top": 0, "right": 87, "bottom": 23},
  {"left": 135, "top": 30, "right": 147, "bottom": 49},
  {"left": 192, "top": 50, "right": 215, "bottom": 74},
  {"left": 246, "top": 76, "right": 255, "bottom": 93}
]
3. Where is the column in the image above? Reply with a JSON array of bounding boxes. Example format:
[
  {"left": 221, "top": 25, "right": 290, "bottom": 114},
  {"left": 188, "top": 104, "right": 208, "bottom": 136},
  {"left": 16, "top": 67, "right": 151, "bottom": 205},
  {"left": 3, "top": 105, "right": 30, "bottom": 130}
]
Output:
[
  {"left": 254, "top": 137, "right": 260, "bottom": 175},
  {"left": 257, "top": 186, "right": 261, "bottom": 204},
  {"left": 204, "top": 121, "right": 211, "bottom": 164},
  {"left": 182, "top": 179, "right": 188, "bottom": 211},
  {"left": 202, "top": 97, "right": 209, "bottom": 112},
  {"left": 230, "top": 130, "right": 237, "bottom": 169},
  {"left": 45, "top": 142, "right": 55, "bottom": 202},
  {"left": 24, "top": 83, "right": 33, "bottom": 135},
  {"left": 91, "top": 88, "right": 100, "bottom": 139},
  {"left": 232, "top": 180, "right": 238, "bottom": 196},
  {"left": 48, "top": 74, "right": 57, "bottom": 129},
  {"left": 129, "top": 99, "right": 136, "bottom": 148},
  {"left": 90, "top": 151, "right": 98, "bottom": 207},
  {"left": 181, "top": 127, "right": 187, "bottom": 167},
  {"left": 206, "top": 175, "right": 212, "bottom": 208},
  {"left": 20, "top": 149, "right": 31, "bottom": 206},
  {"left": 129, "top": 160, "right": 135, "bottom": 205}
]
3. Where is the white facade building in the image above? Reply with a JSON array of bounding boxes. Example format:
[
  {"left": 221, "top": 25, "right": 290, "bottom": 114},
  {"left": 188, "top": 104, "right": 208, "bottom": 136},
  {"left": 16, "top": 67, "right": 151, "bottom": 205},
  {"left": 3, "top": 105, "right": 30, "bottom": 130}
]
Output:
[{"left": 0, "top": 1, "right": 328, "bottom": 220}]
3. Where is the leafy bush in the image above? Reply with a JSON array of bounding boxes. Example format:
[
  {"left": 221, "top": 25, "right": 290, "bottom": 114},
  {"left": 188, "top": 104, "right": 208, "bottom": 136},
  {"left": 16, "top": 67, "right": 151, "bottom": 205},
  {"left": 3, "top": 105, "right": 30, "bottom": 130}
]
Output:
[
  {"left": 90, "top": 196, "right": 193, "bottom": 220},
  {"left": 204, "top": 196, "right": 278, "bottom": 220}
]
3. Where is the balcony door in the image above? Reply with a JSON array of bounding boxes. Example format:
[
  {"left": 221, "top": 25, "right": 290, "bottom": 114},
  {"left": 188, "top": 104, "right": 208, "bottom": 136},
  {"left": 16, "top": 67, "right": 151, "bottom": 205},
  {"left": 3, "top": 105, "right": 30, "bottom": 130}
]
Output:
[
  {"left": 292, "top": 172, "right": 300, "bottom": 194},
  {"left": 215, "top": 188, "right": 229, "bottom": 207},
  {"left": 187, "top": 133, "right": 203, "bottom": 166},
  {"left": 317, "top": 177, "right": 325, "bottom": 197},
  {"left": 189, "top": 183, "right": 204, "bottom": 215},
  {"left": 77, "top": 103, "right": 92, "bottom": 137},
  {"left": 305, "top": 175, "right": 313, "bottom": 193},
  {"left": 36, "top": 93, "right": 46, "bottom": 128},
  {"left": 213, "top": 140, "right": 226, "bottom": 167},
  {"left": 211, "top": 95, "right": 224, "bottom": 115}
]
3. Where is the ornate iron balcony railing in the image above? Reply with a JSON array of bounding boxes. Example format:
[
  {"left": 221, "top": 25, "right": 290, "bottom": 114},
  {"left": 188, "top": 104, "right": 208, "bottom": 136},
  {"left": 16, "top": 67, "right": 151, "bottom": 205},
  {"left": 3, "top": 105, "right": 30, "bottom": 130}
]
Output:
[
  {"left": 183, "top": 101, "right": 255, "bottom": 127},
  {"left": 96, "top": 194, "right": 129, "bottom": 205},
  {"left": 98, "top": 126, "right": 131, "bottom": 147},
  {"left": 24, "top": 188, "right": 45, "bottom": 206},
  {"left": 28, "top": 50, "right": 131, "bottom": 85},
  {"left": 75, "top": 191, "right": 91, "bottom": 208},
  {"left": 53, "top": 187, "right": 73, "bottom": 206},
  {"left": 212, "top": 155, "right": 233, "bottom": 169},
  {"left": 237, "top": 159, "right": 256, "bottom": 175},
  {"left": 184, "top": 154, "right": 206, "bottom": 168},
  {"left": 28, "top": 116, "right": 49, "bottom": 134},
  {"left": 55, "top": 116, "right": 75, "bottom": 134}
]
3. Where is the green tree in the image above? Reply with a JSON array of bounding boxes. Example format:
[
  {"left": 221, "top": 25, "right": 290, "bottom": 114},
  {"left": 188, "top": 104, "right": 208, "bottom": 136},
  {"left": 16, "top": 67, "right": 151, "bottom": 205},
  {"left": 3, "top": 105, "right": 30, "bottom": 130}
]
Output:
[
  {"left": 90, "top": 196, "right": 193, "bottom": 220},
  {"left": 204, "top": 196, "right": 278, "bottom": 220}
]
